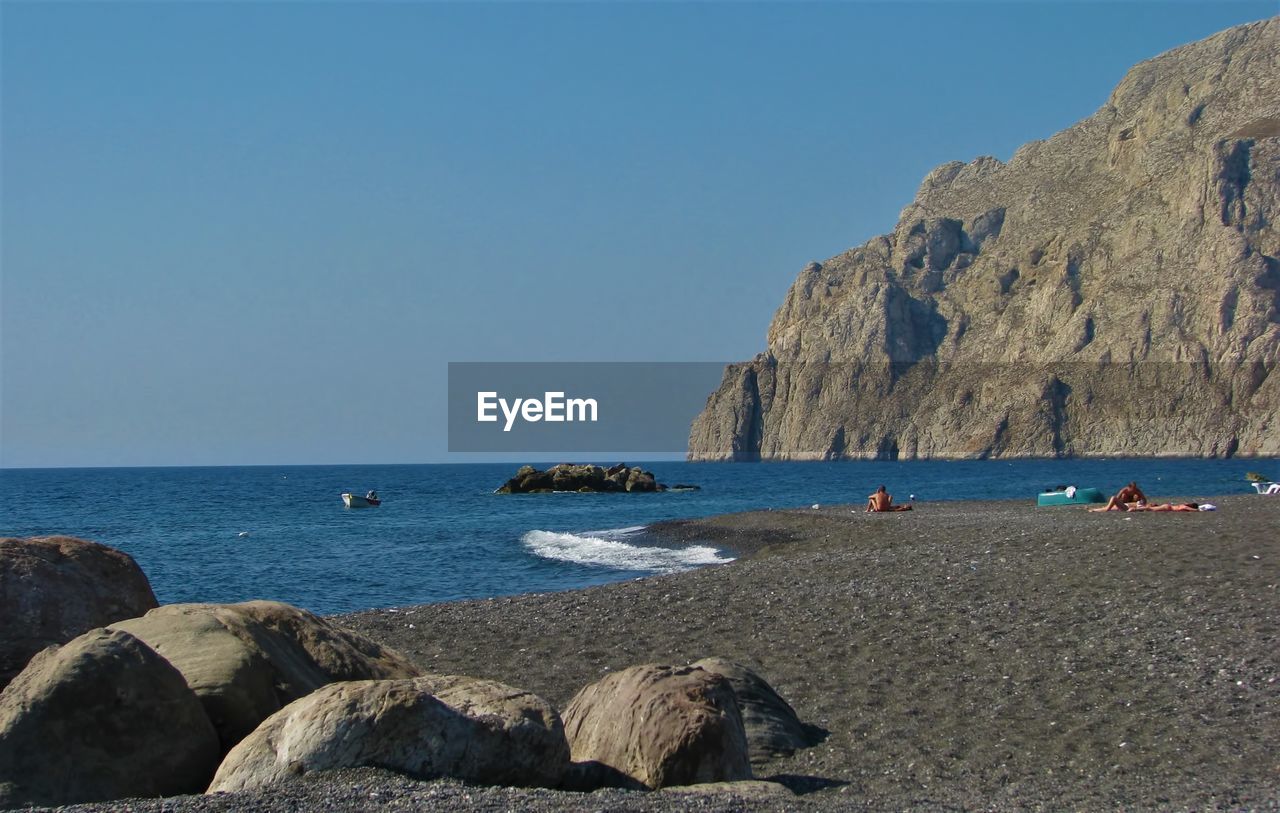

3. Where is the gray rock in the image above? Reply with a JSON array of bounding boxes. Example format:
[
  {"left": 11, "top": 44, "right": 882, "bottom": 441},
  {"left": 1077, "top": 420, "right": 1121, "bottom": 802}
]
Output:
[
  {"left": 207, "top": 675, "right": 568, "bottom": 793},
  {"left": 692, "top": 657, "right": 821, "bottom": 760},
  {"left": 110, "top": 600, "right": 422, "bottom": 752},
  {"left": 561, "top": 663, "right": 752, "bottom": 789},
  {"left": 412, "top": 674, "right": 570, "bottom": 787},
  {"left": 0, "top": 628, "right": 220, "bottom": 807},
  {"left": 496, "top": 464, "right": 671, "bottom": 493},
  {"left": 0, "top": 535, "right": 158, "bottom": 689},
  {"left": 625, "top": 468, "right": 658, "bottom": 492},
  {"left": 689, "top": 19, "right": 1280, "bottom": 461}
]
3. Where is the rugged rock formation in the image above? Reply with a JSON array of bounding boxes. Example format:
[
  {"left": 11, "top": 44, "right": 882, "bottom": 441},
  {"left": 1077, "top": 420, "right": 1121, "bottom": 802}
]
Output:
[
  {"left": 207, "top": 675, "right": 569, "bottom": 793},
  {"left": 690, "top": 19, "right": 1280, "bottom": 460},
  {"left": 0, "top": 535, "right": 158, "bottom": 689},
  {"left": 0, "top": 628, "right": 220, "bottom": 807},
  {"left": 109, "top": 600, "right": 422, "bottom": 752},
  {"left": 496, "top": 463, "right": 669, "bottom": 493}
]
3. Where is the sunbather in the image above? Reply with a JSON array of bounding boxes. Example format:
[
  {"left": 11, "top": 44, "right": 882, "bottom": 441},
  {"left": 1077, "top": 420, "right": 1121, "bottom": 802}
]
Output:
[
  {"left": 866, "top": 485, "right": 912, "bottom": 512},
  {"left": 1090, "top": 495, "right": 1145, "bottom": 512},
  {"left": 1114, "top": 481, "right": 1147, "bottom": 504},
  {"left": 1132, "top": 502, "right": 1201, "bottom": 512},
  {"left": 1090, "top": 499, "right": 1201, "bottom": 512}
]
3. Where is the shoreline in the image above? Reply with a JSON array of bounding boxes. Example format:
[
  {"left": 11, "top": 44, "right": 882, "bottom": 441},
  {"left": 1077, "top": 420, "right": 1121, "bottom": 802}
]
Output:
[
  {"left": 637, "top": 492, "right": 1248, "bottom": 559},
  {"left": 34, "top": 493, "right": 1280, "bottom": 811}
]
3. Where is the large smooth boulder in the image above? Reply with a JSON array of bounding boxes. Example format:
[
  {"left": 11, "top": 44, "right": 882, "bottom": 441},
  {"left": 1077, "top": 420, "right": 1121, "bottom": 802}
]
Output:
[
  {"left": 692, "top": 657, "right": 820, "bottom": 760},
  {"left": 207, "top": 674, "right": 569, "bottom": 793},
  {"left": 0, "top": 535, "right": 158, "bottom": 688},
  {"left": 561, "top": 663, "right": 752, "bottom": 789},
  {"left": 110, "top": 600, "right": 422, "bottom": 752},
  {"left": 0, "top": 628, "right": 220, "bottom": 807}
]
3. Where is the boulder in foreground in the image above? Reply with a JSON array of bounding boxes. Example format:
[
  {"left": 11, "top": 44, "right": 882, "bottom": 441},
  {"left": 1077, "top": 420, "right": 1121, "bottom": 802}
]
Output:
[
  {"left": 208, "top": 674, "right": 569, "bottom": 793},
  {"left": 0, "top": 535, "right": 157, "bottom": 688},
  {"left": 561, "top": 663, "right": 752, "bottom": 789},
  {"left": 692, "top": 656, "right": 823, "bottom": 760},
  {"left": 0, "top": 628, "right": 220, "bottom": 808},
  {"left": 110, "top": 600, "right": 422, "bottom": 752}
]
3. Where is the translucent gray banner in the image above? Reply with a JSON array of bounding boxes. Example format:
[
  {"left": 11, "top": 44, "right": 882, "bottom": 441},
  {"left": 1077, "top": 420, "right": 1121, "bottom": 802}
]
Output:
[
  {"left": 447, "top": 362, "right": 727, "bottom": 453},
  {"left": 449, "top": 359, "right": 1278, "bottom": 457}
]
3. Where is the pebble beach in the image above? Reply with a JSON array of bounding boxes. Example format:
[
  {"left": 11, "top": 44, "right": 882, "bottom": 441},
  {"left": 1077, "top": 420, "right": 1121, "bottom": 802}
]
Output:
[{"left": 33, "top": 494, "right": 1280, "bottom": 811}]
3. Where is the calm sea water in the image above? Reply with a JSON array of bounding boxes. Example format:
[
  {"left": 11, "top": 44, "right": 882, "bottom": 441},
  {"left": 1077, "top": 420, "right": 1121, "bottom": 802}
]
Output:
[{"left": 1, "top": 459, "right": 1273, "bottom": 615}]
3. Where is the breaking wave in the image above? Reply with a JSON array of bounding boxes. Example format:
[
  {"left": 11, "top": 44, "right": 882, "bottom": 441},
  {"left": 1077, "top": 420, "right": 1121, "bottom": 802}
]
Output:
[{"left": 521, "top": 527, "right": 733, "bottom": 573}]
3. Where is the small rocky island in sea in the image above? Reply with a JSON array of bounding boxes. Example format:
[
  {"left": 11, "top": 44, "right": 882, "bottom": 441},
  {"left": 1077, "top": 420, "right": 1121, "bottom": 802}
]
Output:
[{"left": 495, "top": 463, "right": 700, "bottom": 494}]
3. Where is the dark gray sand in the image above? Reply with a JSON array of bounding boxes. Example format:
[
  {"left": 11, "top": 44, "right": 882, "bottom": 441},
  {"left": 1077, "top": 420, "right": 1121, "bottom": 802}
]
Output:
[{"left": 44, "top": 495, "right": 1280, "bottom": 811}]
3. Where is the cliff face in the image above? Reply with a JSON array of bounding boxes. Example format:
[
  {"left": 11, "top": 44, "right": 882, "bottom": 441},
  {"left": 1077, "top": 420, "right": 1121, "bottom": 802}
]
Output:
[{"left": 689, "top": 18, "right": 1280, "bottom": 461}]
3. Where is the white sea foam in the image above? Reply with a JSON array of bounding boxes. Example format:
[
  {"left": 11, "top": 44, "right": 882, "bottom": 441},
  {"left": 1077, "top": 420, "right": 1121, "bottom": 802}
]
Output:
[
  {"left": 522, "top": 528, "right": 734, "bottom": 573},
  {"left": 606, "top": 525, "right": 647, "bottom": 535}
]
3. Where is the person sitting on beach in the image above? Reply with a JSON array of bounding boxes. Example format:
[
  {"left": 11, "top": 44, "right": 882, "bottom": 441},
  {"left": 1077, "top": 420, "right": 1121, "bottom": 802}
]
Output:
[
  {"left": 866, "top": 485, "right": 912, "bottom": 513},
  {"left": 1089, "top": 481, "right": 1150, "bottom": 511},
  {"left": 1114, "top": 481, "right": 1147, "bottom": 505}
]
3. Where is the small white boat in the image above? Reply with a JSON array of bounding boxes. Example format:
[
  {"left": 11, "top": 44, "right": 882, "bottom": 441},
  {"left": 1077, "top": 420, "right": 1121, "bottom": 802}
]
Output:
[{"left": 342, "top": 490, "right": 382, "bottom": 508}]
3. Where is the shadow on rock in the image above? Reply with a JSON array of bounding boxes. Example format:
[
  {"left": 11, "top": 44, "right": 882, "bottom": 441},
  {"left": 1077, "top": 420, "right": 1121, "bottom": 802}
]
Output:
[{"left": 558, "top": 760, "right": 647, "bottom": 792}]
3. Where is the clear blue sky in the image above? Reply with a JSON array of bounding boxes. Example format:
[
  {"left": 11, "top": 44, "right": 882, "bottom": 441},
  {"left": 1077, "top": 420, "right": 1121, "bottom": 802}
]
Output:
[{"left": 2, "top": 1, "right": 1273, "bottom": 468}]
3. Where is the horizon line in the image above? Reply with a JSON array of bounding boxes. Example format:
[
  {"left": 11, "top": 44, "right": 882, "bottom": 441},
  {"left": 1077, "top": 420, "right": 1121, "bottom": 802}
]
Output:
[{"left": 5, "top": 454, "right": 1278, "bottom": 473}]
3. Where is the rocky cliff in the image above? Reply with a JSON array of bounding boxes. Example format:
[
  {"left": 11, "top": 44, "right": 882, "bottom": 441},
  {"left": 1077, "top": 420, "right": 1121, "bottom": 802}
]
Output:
[{"left": 689, "top": 18, "right": 1280, "bottom": 461}]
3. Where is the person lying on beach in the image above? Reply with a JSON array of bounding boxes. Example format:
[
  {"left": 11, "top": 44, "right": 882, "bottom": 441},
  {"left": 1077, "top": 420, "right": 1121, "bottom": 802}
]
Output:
[
  {"left": 866, "top": 485, "right": 912, "bottom": 512},
  {"left": 1091, "top": 495, "right": 1145, "bottom": 512},
  {"left": 1089, "top": 500, "right": 1201, "bottom": 512},
  {"left": 1132, "top": 502, "right": 1202, "bottom": 512}
]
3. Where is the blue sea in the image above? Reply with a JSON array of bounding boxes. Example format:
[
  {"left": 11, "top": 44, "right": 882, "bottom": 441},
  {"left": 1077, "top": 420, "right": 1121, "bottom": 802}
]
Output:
[{"left": 2, "top": 459, "right": 1274, "bottom": 615}]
